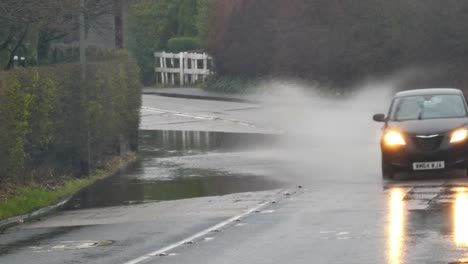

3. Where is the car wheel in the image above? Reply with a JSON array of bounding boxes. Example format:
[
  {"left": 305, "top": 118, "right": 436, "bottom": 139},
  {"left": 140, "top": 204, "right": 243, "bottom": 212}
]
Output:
[{"left": 382, "top": 159, "right": 395, "bottom": 180}]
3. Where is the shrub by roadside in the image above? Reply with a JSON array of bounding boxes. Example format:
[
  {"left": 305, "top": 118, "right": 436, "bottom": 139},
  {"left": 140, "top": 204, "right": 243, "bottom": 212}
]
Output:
[
  {"left": 203, "top": 75, "right": 259, "bottom": 93},
  {"left": 167, "top": 37, "right": 200, "bottom": 52},
  {"left": 0, "top": 51, "right": 142, "bottom": 193}
]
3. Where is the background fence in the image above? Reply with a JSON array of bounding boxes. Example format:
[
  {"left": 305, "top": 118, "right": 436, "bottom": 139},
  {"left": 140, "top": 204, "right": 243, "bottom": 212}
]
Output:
[{"left": 154, "top": 52, "right": 213, "bottom": 85}]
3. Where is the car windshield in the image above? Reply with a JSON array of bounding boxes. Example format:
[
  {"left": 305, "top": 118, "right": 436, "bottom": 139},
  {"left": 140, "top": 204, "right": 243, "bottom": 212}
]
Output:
[{"left": 390, "top": 94, "right": 467, "bottom": 121}]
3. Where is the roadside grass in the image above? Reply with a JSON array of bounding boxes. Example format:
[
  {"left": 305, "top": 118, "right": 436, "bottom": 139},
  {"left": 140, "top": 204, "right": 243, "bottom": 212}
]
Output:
[{"left": 0, "top": 153, "right": 136, "bottom": 221}]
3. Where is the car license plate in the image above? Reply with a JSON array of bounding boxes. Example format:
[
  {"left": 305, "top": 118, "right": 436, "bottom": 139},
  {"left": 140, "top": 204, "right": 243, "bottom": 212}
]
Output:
[{"left": 413, "top": 161, "right": 445, "bottom": 170}]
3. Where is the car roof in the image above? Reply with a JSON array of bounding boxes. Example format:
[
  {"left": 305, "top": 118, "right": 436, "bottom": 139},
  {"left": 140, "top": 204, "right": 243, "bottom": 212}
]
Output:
[{"left": 395, "top": 88, "right": 463, "bottom": 98}]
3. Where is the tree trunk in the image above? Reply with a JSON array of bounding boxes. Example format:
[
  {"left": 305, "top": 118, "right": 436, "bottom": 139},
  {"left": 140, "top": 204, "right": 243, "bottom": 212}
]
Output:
[
  {"left": 114, "top": 0, "right": 124, "bottom": 48},
  {"left": 5, "top": 26, "right": 29, "bottom": 70},
  {"left": 37, "top": 32, "right": 50, "bottom": 65}
]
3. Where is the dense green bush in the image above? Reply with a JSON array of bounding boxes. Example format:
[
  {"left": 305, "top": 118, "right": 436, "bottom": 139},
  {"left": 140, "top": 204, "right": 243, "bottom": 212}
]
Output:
[
  {"left": 0, "top": 75, "right": 31, "bottom": 176},
  {"left": 128, "top": 0, "right": 213, "bottom": 85},
  {"left": 167, "top": 37, "right": 200, "bottom": 52},
  {"left": 177, "top": 0, "right": 198, "bottom": 36},
  {"left": 195, "top": 0, "right": 216, "bottom": 48},
  {"left": 0, "top": 52, "right": 142, "bottom": 183},
  {"left": 204, "top": 75, "right": 258, "bottom": 93},
  {"left": 128, "top": 0, "right": 182, "bottom": 85},
  {"left": 48, "top": 46, "right": 131, "bottom": 64}
]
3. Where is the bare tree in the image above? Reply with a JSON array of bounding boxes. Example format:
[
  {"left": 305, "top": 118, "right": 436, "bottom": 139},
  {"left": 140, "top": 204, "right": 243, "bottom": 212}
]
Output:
[
  {"left": 114, "top": 0, "right": 124, "bottom": 48},
  {"left": 0, "top": 0, "right": 115, "bottom": 68}
]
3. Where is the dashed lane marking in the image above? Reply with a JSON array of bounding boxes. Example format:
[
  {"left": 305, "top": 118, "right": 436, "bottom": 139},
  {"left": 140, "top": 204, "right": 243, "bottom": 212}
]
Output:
[
  {"left": 123, "top": 201, "right": 271, "bottom": 264},
  {"left": 122, "top": 187, "right": 301, "bottom": 264}
]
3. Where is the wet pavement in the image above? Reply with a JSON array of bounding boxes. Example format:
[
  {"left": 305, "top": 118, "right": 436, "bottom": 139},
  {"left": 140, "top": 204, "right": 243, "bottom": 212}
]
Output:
[{"left": 4, "top": 89, "right": 468, "bottom": 264}]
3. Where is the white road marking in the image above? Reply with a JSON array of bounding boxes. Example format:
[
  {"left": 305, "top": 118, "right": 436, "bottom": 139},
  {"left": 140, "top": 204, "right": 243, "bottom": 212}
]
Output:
[
  {"left": 141, "top": 106, "right": 282, "bottom": 133},
  {"left": 123, "top": 201, "right": 271, "bottom": 264},
  {"left": 31, "top": 240, "right": 111, "bottom": 253}
]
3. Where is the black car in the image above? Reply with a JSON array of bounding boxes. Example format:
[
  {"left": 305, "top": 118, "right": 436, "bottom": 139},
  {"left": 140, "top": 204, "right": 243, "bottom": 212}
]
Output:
[{"left": 373, "top": 88, "right": 468, "bottom": 179}]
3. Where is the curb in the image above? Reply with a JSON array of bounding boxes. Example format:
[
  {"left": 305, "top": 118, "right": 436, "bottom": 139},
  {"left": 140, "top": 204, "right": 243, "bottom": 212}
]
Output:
[
  {"left": 142, "top": 91, "right": 260, "bottom": 104},
  {"left": 0, "top": 156, "right": 138, "bottom": 234},
  {"left": 0, "top": 195, "right": 73, "bottom": 233}
]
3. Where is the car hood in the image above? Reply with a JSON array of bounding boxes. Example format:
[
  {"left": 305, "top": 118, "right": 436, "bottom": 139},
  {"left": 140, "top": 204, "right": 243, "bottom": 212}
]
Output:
[{"left": 387, "top": 118, "right": 468, "bottom": 135}]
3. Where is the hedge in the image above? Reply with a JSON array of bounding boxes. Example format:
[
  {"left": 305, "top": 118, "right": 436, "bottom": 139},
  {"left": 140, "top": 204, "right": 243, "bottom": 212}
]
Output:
[
  {"left": 0, "top": 51, "right": 142, "bottom": 184},
  {"left": 167, "top": 37, "right": 200, "bottom": 52},
  {"left": 204, "top": 75, "right": 258, "bottom": 93}
]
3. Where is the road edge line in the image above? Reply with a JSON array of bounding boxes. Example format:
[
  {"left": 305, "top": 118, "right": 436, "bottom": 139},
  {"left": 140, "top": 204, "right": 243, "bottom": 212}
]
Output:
[{"left": 123, "top": 201, "right": 271, "bottom": 264}]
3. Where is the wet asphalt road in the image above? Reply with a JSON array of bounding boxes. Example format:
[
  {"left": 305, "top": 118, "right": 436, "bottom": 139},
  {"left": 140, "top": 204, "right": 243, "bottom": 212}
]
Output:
[{"left": 3, "top": 87, "right": 468, "bottom": 264}]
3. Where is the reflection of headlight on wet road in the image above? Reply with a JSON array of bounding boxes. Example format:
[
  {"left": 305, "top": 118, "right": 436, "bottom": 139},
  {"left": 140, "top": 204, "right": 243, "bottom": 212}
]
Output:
[
  {"left": 454, "top": 191, "right": 468, "bottom": 246},
  {"left": 389, "top": 189, "right": 404, "bottom": 264}
]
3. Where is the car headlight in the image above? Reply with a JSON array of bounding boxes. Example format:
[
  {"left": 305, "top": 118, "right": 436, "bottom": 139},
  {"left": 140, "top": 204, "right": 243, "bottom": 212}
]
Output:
[
  {"left": 451, "top": 129, "right": 468, "bottom": 143},
  {"left": 384, "top": 130, "right": 406, "bottom": 146}
]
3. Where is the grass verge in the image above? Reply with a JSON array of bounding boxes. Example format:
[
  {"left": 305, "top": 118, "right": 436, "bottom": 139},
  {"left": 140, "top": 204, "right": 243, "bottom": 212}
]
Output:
[{"left": 0, "top": 153, "right": 137, "bottom": 221}]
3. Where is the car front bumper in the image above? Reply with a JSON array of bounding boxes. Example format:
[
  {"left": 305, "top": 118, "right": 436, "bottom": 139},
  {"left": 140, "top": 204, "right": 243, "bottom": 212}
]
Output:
[{"left": 382, "top": 142, "right": 468, "bottom": 171}]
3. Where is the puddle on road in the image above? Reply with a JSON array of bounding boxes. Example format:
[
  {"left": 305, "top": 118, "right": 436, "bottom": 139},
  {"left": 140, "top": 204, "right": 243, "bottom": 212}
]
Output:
[
  {"left": 139, "top": 130, "right": 280, "bottom": 156},
  {"left": 65, "top": 130, "right": 284, "bottom": 210},
  {"left": 65, "top": 167, "right": 284, "bottom": 210}
]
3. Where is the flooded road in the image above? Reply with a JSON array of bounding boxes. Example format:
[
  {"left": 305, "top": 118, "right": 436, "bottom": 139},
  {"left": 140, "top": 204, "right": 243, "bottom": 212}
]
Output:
[
  {"left": 66, "top": 130, "right": 285, "bottom": 210},
  {"left": 5, "top": 92, "right": 468, "bottom": 264}
]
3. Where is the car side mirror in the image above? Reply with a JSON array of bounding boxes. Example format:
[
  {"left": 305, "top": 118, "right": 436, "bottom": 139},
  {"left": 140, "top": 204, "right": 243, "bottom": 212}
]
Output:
[{"left": 373, "top": 114, "right": 386, "bottom": 122}]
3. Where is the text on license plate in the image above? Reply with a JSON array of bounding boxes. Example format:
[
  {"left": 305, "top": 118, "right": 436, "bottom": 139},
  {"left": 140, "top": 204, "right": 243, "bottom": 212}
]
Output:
[{"left": 413, "top": 161, "right": 445, "bottom": 170}]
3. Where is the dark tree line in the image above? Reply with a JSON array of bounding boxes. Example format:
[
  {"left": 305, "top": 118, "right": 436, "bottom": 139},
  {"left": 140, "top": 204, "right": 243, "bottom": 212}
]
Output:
[
  {"left": 209, "top": 0, "right": 468, "bottom": 86},
  {"left": 0, "top": 0, "right": 125, "bottom": 69}
]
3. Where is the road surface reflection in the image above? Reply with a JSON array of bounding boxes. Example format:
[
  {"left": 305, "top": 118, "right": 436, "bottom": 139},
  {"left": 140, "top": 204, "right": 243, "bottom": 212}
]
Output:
[
  {"left": 386, "top": 183, "right": 468, "bottom": 263},
  {"left": 388, "top": 188, "right": 404, "bottom": 264},
  {"left": 454, "top": 188, "right": 468, "bottom": 247}
]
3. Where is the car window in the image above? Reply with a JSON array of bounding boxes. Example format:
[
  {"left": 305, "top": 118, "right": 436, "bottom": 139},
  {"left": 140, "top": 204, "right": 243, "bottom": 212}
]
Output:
[{"left": 390, "top": 95, "right": 467, "bottom": 121}]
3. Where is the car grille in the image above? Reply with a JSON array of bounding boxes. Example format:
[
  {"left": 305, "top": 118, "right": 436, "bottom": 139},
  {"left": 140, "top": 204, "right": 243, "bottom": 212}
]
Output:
[{"left": 411, "top": 136, "right": 444, "bottom": 152}]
